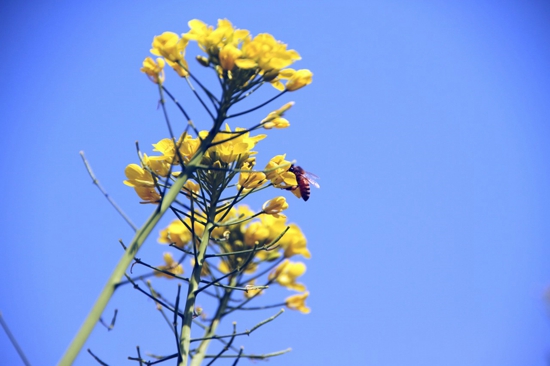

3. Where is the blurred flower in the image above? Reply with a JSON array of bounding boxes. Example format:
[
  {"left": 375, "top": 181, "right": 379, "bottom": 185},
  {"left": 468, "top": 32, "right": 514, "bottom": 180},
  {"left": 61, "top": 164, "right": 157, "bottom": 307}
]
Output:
[
  {"left": 279, "top": 224, "right": 310, "bottom": 259},
  {"left": 283, "top": 69, "right": 313, "bottom": 91},
  {"left": 150, "top": 32, "right": 189, "bottom": 77},
  {"left": 183, "top": 19, "right": 249, "bottom": 59},
  {"left": 243, "top": 221, "right": 270, "bottom": 246},
  {"left": 219, "top": 44, "right": 242, "bottom": 70},
  {"left": 285, "top": 292, "right": 310, "bottom": 313},
  {"left": 158, "top": 217, "right": 204, "bottom": 248},
  {"left": 155, "top": 252, "right": 184, "bottom": 279},
  {"left": 269, "top": 259, "right": 306, "bottom": 291},
  {"left": 262, "top": 117, "right": 290, "bottom": 130},
  {"left": 262, "top": 196, "right": 289, "bottom": 218},
  {"left": 261, "top": 102, "right": 294, "bottom": 130},
  {"left": 140, "top": 57, "right": 165, "bottom": 84},
  {"left": 183, "top": 180, "right": 200, "bottom": 195},
  {"left": 244, "top": 280, "right": 265, "bottom": 299}
]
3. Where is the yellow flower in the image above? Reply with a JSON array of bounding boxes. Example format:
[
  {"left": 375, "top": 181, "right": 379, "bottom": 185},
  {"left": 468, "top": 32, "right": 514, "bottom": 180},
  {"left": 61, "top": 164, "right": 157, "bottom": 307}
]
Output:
[
  {"left": 262, "top": 102, "right": 293, "bottom": 129},
  {"left": 123, "top": 164, "right": 155, "bottom": 188},
  {"left": 140, "top": 57, "right": 165, "bottom": 84},
  {"left": 183, "top": 180, "right": 200, "bottom": 195},
  {"left": 265, "top": 154, "right": 289, "bottom": 180},
  {"left": 279, "top": 224, "right": 310, "bottom": 259},
  {"left": 180, "top": 134, "right": 201, "bottom": 162},
  {"left": 285, "top": 292, "right": 310, "bottom": 314},
  {"left": 123, "top": 164, "right": 161, "bottom": 203},
  {"left": 219, "top": 44, "right": 242, "bottom": 70},
  {"left": 265, "top": 155, "right": 296, "bottom": 188},
  {"left": 211, "top": 207, "right": 239, "bottom": 239},
  {"left": 238, "top": 33, "right": 301, "bottom": 72},
  {"left": 262, "top": 196, "right": 289, "bottom": 218},
  {"left": 260, "top": 214, "right": 288, "bottom": 242},
  {"left": 150, "top": 32, "right": 189, "bottom": 77},
  {"left": 184, "top": 19, "right": 249, "bottom": 59},
  {"left": 152, "top": 138, "right": 178, "bottom": 164},
  {"left": 237, "top": 170, "right": 266, "bottom": 192},
  {"left": 237, "top": 204, "right": 255, "bottom": 218},
  {"left": 284, "top": 69, "right": 313, "bottom": 91},
  {"left": 202, "top": 125, "right": 265, "bottom": 164},
  {"left": 269, "top": 259, "right": 306, "bottom": 291},
  {"left": 158, "top": 217, "right": 204, "bottom": 248},
  {"left": 244, "top": 279, "right": 265, "bottom": 299},
  {"left": 142, "top": 154, "right": 171, "bottom": 177},
  {"left": 243, "top": 221, "right": 270, "bottom": 246},
  {"left": 263, "top": 117, "right": 290, "bottom": 130},
  {"left": 155, "top": 252, "right": 184, "bottom": 279}
]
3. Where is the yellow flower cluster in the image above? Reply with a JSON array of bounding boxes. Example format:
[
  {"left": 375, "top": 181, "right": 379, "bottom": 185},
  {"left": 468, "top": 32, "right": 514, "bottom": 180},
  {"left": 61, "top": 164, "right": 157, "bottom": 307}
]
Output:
[
  {"left": 156, "top": 203, "right": 311, "bottom": 312},
  {"left": 157, "top": 203, "right": 309, "bottom": 267},
  {"left": 141, "top": 19, "right": 313, "bottom": 91}
]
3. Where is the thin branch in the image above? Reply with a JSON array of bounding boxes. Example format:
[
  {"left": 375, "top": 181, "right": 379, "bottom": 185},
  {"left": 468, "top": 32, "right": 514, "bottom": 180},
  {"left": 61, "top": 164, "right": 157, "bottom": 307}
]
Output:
[
  {"left": 87, "top": 349, "right": 109, "bottom": 365},
  {"left": 0, "top": 312, "right": 31, "bottom": 366},
  {"left": 135, "top": 346, "right": 144, "bottom": 366},
  {"left": 192, "top": 309, "right": 284, "bottom": 343},
  {"left": 231, "top": 348, "right": 244, "bottom": 365},
  {"left": 226, "top": 90, "right": 287, "bottom": 119},
  {"left": 80, "top": 152, "right": 137, "bottom": 231},
  {"left": 202, "top": 347, "right": 291, "bottom": 360},
  {"left": 205, "top": 322, "right": 237, "bottom": 366},
  {"left": 98, "top": 309, "right": 118, "bottom": 331}
]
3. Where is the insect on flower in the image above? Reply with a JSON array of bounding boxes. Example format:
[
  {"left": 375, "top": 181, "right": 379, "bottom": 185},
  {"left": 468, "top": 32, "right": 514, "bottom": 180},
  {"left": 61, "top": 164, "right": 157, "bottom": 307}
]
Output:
[{"left": 286, "top": 165, "right": 320, "bottom": 201}]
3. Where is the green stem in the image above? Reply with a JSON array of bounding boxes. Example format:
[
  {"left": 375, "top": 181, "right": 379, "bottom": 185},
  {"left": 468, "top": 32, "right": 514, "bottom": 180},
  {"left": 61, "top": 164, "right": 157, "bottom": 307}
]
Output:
[
  {"left": 178, "top": 222, "right": 214, "bottom": 364},
  {"left": 190, "top": 276, "right": 238, "bottom": 366},
  {"left": 58, "top": 122, "right": 222, "bottom": 366}
]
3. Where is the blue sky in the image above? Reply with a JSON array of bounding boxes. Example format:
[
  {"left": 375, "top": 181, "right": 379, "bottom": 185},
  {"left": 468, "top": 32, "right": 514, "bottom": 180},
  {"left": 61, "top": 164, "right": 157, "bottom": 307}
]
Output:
[{"left": 2, "top": 1, "right": 550, "bottom": 365}]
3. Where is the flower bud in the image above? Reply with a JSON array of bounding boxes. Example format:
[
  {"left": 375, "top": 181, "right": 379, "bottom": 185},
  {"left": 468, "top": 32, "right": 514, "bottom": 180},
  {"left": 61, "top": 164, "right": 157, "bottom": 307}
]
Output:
[{"left": 196, "top": 55, "right": 210, "bottom": 67}]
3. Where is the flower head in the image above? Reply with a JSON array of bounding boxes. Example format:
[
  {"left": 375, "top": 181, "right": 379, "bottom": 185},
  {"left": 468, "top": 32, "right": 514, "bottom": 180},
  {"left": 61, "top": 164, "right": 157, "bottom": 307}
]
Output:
[
  {"left": 265, "top": 155, "right": 297, "bottom": 188},
  {"left": 140, "top": 57, "right": 165, "bottom": 84},
  {"left": 183, "top": 19, "right": 308, "bottom": 91},
  {"left": 237, "top": 170, "right": 266, "bottom": 192},
  {"left": 150, "top": 32, "right": 189, "bottom": 77},
  {"left": 202, "top": 125, "right": 266, "bottom": 165},
  {"left": 262, "top": 196, "right": 289, "bottom": 218},
  {"left": 269, "top": 259, "right": 306, "bottom": 291},
  {"left": 282, "top": 69, "right": 313, "bottom": 91},
  {"left": 123, "top": 164, "right": 161, "bottom": 203},
  {"left": 279, "top": 224, "right": 310, "bottom": 259},
  {"left": 285, "top": 292, "right": 310, "bottom": 314}
]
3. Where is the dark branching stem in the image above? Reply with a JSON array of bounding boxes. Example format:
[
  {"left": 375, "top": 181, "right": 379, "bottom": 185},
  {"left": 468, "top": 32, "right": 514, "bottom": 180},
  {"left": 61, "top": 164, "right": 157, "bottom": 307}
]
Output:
[
  {"left": 226, "top": 90, "right": 287, "bottom": 119},
  {"left": 162, "top": 85, "right": 192, "bottom": 121},
  {"left": 205, "top": 322, "right": 237, "bottom": 366}
]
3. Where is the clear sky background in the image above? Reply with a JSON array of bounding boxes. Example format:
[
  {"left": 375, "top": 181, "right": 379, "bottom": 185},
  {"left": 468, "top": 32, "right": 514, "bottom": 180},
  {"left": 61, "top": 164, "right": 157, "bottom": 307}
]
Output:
[{"left": 1, "top": 1, "right": 550, "bottom": 365}]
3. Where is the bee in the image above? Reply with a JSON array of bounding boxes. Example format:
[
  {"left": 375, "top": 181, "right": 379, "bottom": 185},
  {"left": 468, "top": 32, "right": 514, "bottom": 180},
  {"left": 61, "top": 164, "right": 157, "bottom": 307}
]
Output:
[{"left": 286, "top": 165, "right": 320, "bottom": 201}]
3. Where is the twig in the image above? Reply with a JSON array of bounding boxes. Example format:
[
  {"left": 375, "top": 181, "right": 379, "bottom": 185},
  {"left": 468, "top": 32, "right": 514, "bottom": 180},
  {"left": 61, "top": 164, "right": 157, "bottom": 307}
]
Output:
[
  {"left": 191, "top": 309, "right": 284, "bottom": 342},
  {"left": 99, "top": 309, "right": 118, "bottom": 331},
  {"left": 79, "top": 151, "right": 138, "bottom": 231},
  {"left": 206, "top": 322, "right": 237, "bottom": 365},
  {"left": 87, "top": 349, "right": 109, "bottom": 365},
  {"left": 203, "top": 347, "right": 291, "bottom": 360},
  {"left": 0, "top": 312, "right": 31, "bottom": 366}
]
